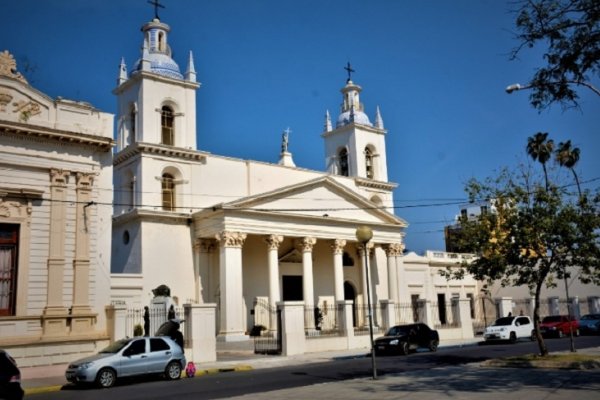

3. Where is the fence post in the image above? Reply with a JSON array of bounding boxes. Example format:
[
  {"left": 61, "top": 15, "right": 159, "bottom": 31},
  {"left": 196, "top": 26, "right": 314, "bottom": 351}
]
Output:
[
  {"left": 105, "top": 303, "right": 127, "bottom": 342},
  {"left": 278, "top": 301, "right": 306, "bottom": 356},
  {"left": 417, "top": 299, "right": 434, "bottom": 327},
  {"left": 184, "top": 303, "right": 217, "bottom": 363},
  {"left": 380, "top": 300, "right": 395, "bottom": 331},
  {"left": 571, "top": 297, "right": 580, "bottom": 319},
  {"left": 337, "top": 300, "right": 354, "bottom": 345},
  {"left": 526, "top": 297, "right": 535, "bottom": 317},
  {"left": 589, "top": 296, "right": 600, "bottom": 314},
  {"left": 496, "top": 297, "right": 514, "bottom": 317},
  {"left": 457, "top": 299, "right": 474, "bottom": 339},
  {"left": 548, "top": 296, "right": 560, "bottom": 315}
]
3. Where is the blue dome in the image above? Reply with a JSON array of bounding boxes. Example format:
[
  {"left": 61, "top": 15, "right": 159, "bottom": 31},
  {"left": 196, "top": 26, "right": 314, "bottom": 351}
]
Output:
[
  {"left": 336, "top": 110, "right": 372, "bottom": 128},
  {"left": 132, "top": 53, "right": 183, "bottom": 80}
]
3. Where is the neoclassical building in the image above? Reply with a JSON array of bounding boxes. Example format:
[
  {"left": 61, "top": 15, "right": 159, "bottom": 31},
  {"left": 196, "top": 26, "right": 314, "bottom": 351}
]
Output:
[
  {"left": 110, "top": 14, "right": 408, "bottom": 340},
  {"left": 0, "top": 50, "right": 114, "bottom": 359}
]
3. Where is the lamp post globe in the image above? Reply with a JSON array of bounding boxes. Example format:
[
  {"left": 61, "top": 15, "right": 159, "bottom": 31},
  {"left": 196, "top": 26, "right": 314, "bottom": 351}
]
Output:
[{"left": 355, "top": 225, "right": 377, "bottom": 379}]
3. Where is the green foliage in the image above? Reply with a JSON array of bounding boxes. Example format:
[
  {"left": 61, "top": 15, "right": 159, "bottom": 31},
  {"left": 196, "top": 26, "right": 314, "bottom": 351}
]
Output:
[
  {"left": 444, "top": 133, "right": 600, "bottom": 356},
  {"left": 511, "top": 0, "right": 600, "bottom": 109},
  {"left": 133, "top": 324, "right": 143, "bottom": 337}
]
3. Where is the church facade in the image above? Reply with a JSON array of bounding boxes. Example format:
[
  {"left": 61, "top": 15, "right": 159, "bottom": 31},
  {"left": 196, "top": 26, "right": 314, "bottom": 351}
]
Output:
[{"left": 109, "top": 15, "right": 408, "bottom": 340}]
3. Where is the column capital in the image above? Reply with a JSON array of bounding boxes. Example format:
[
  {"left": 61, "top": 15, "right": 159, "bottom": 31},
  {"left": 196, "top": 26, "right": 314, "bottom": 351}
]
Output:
[
  {"left": 296, "top": 237, "right": 316, "bottom": 252},
  {"left": 331, "top": 239, "right": 346, "bottom": 255},
  {"left": 264, "top": 234, "right": 284, "bottom": 250},
  {"left": 195, "top": 238, "right": 216, "bottom": 253},
  {"left": 75, "top": 172, "right": 95, "bottom": 190},
  {"left": 384, "top": 242, "right": 404, "bottom": 257},
  {"left": 50, "top": 168, "right": 69, "bottom": 187},
  {"left": 215, "top": 231, "right": 247, "bottom": 248}
]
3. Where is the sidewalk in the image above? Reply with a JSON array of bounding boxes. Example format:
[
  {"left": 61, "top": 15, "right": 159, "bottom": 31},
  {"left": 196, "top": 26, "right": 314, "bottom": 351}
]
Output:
[{"left": 20, "top": 339, "right": 600, "bottom": 400}]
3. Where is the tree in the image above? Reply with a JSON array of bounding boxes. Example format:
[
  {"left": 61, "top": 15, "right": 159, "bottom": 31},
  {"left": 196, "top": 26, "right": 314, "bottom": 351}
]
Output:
[
  {"left": 509, "top": 0, "right": 600, "bottom": 109},
  {"left": 555, "top": 140, "right": 582, "bottom": 199},
  {"left": 444, "top": 136, "right": 600, "bottom": 357},
  {"left": 526, "top": 132, "right": 554, "bottom": 191}
]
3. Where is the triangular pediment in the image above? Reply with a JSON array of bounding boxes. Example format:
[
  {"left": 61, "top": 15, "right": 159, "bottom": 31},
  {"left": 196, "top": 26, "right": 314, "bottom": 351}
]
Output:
[{"left": 221, "top": 176, "right": 406, "bottom": 226}]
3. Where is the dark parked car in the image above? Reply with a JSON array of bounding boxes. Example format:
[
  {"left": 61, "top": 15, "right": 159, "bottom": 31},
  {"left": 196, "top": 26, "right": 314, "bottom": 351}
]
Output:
[
  {"left": 65, "top": 336, "right": 185, "bottom": 388},
  {"left": 0, "top": 350, "right": 24, "bottom": 400},
  {"left": 374, "top": 323, "right": 439, "bottom": 355},
  {"left": 579, "top": 313, "right": 600, "bottom": 335},
  {"left": 539, "top": 315, "right": 579, "bottom": 338}
]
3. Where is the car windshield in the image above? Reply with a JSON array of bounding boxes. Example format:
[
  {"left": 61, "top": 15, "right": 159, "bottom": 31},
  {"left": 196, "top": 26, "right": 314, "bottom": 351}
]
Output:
[
  {"left": 99, "top": 339, "right": 131, "bottom": 354},
  {"left": 492, "top": 317, "right": 515, "bottom": 326},
  {"left": 581, "top": 314, "right": 600, "bottom": 320},
  {"left": 386, "top": 326, "right": 410, "bottom": 336},
  {"left": 542, "top": 316, "right": 562, "bottom": 323}
]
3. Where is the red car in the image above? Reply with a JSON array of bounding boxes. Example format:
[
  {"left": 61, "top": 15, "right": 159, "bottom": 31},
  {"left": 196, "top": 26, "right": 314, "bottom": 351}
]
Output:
[{"left": 539, "top": 315, "right": 580, "bottom": 338}]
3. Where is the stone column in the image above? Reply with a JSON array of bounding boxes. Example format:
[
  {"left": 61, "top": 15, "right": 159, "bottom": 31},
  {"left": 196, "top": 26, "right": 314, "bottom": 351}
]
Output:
[
  {"left": 278, "top": 301, "right": 306, "bottom": 356},
  {"left": 43, "top": 169, "right": 69, "bottom": 336},
  {"left": 298, "top": 237, "right": 316, "bottom": 329},
  {"left": 265, "top": 234, "right": 283, "bottom": 331},
  {"left": 196, "top": 239, "right": 215, "bottom": 304},
  {"left": 216, "top": 231, "right": 247, "bottom": 341},
  {"left": 331, "top": 239, "right": 346, "bottom": 302},
  {"left": 384, "top": 243, "right": 402, "bottom": 303}
]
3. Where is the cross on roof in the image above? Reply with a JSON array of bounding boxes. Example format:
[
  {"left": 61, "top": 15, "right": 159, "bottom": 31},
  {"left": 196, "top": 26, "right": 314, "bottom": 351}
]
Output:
[
  {"left": 344, "top": 62, "right": 355, "bottom": 82},
  {"left": 148, "top": 0, "right": 165, "bottom": 20}
]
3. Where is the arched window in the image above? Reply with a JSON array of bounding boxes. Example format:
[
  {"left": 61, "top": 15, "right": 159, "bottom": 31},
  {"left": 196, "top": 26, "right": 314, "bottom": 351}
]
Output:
[
  {"left": 129, "top": 107, "right": 136, "bottom": 144},
  {"left": 158, "top": 32, "right": 165, "bottom": 52},
  {"left": 161, "top": 106, "right": 174, "bottom": 146},
  {"left": 162, "top": 173, "right": 175, "bottom": 211},
  {"left": 365, "top": 147, "right": 374, "bottom": 179},
  {"left": 339, "top": 148, "right": 349, "bottom": 176}
]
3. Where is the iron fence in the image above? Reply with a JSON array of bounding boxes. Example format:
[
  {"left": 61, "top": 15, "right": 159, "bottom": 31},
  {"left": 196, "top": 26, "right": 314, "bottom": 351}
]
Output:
[
  {"left": 306, "top": 303, "right": 342, "bottom": 338},
  {"left": 394, "top": 302, "right": 419, "bottom": 325}
]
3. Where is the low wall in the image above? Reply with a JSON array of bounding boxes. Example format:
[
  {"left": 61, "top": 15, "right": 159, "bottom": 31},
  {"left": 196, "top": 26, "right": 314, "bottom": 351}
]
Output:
[{"left": 4, "top": 337, "right": 110, "bottom": 367}]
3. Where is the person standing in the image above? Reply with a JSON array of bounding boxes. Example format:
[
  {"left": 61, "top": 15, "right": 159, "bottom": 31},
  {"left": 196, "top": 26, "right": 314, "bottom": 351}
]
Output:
[
  {"left": 168, "top": 304, "right": 176, "bottom": 320},
  {"left": 143, "top": 306, "right": 150, "bottom": 336}
]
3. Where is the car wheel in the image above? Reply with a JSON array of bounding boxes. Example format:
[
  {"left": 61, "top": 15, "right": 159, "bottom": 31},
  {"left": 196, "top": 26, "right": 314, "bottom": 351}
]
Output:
[
  {"left": 509, "top": 332, "right": 517, "bottom": 344},
  {"left": 400, "top": 341, "right": 409, "bottom": 355},
  {"left": 428, "top": 339, "right": 439, "bottom": 352},
  {"left": 530, "top": 330, "right": 536, "bottom": 341},
  {"left": 165, "top": 361, "right": 182, "bottom": 380},
  {"left": 96, "top": 368, "right": 116, "bottom": 388}
]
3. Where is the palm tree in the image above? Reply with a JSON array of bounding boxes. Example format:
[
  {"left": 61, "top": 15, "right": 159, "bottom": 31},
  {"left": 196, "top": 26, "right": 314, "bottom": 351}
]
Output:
[
  {"left": 526, "top": 132, "right": 554, "bottom": 192},
  {"left": 555, "top": 140, "right": 582, "bottom": 201}
]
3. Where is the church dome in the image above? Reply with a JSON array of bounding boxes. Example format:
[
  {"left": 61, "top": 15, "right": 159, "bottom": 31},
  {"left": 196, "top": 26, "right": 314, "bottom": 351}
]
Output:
[
  {"left": 132, "top": 53, "right": 183, "bottom": 80},
  {"left": 336, "top": 109, "right": 372, "bottom": 128}
]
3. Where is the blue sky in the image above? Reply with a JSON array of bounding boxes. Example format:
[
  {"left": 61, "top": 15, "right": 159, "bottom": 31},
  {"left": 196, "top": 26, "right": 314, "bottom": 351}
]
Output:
[{"left": 3, "top": 0, "right": 598, "bottom": 253}]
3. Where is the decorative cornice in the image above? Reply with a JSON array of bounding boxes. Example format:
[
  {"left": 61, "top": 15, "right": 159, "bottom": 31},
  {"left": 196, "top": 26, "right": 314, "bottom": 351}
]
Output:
[
  {"left": 354, "top": 177, "right": 397, "bottom": 191},
  {"left": 195, "top": 238, "right": 216, "bottom": 253},
  {"left": 112, "top": 208, "right": 191, "bottom": 225},
  {"left": 0, "top": 121, "right": 113, "bottom": 152},
  {"left": 114, "top": 142, "right": 207, "bottom": 165}
]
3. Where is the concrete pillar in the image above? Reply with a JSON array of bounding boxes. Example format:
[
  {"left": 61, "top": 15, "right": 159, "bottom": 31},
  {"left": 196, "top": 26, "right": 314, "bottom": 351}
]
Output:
[
  {"left": 106, "top": 303, "right": 127, "bottom": 342},
  {"left": 184, "top": 303, "right": 217, "bottom": 362},
  {"left": 417, "top": 299, "right": 434, "bottom": 328},
  {"left": 298, "top": 237, "right": 316, "bottom": 329},
  {"left": 278, "top": 301, "right": 306, "bottom": 356},
  {"left": 457, "top": 298, "right": 474, "bottom": 339},
  {"left": 380, "top": 299, "right": 396, "bottom": 331},
  {"left": 589, "top": 296, "right": 600, "bottom": 314},
  {"left": 548, "top": 296, "right": 560, "bottom": 315},
  {"left": 496, "top": 297, "right": 514, "bottom": 317},
  {"left": 266, "top": 235, "right": 283, "bottom": 331},
  {"left": 216, "top": 231, "right": 247, "bottom": 341},
  {"left": 331, "top": 239, "right": 346, "bottom": 302},
  {"left": 338, "top": 300, "right": 354, "bottom": 348},
  {"left": 357, "top": 243, "right": 373, "bottom": 326}
]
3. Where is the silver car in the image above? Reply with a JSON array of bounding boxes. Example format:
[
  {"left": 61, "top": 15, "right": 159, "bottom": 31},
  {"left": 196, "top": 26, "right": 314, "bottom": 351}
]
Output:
[{"left": 65, "top": 336, "right": 185, "bottom": 388}]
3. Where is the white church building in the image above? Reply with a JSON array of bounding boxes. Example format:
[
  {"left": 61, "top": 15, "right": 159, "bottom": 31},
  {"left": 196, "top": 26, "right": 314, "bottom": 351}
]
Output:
[{"left": 109, "top": 14, "right": 409, "bottom": 341}]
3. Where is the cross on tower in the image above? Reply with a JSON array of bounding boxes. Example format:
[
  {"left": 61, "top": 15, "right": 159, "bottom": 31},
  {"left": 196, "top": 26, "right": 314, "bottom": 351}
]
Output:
[
  {"left": 344, "top": 62, "right": 355, "bottom": 82},
  {"left": 148, "top": 0, "right": 165, "bottom": 19}
]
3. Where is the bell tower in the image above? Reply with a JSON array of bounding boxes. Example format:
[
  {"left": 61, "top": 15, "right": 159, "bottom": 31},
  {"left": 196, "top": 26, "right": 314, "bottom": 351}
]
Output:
[
  {"left": 113, "top": 12, "right": 199, "bottom": 152},
  {"left": 322, "top": 63, "right": 389, "bottom": 182}
]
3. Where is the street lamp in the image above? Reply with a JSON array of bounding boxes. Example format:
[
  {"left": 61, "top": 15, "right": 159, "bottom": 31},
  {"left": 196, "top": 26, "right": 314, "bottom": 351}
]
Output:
[
  {"left": 505, "top": 83, "right": 529, "bottom": 93},
  {"left": 356, "top": 225, "right": 377, "bottom": 380}
]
